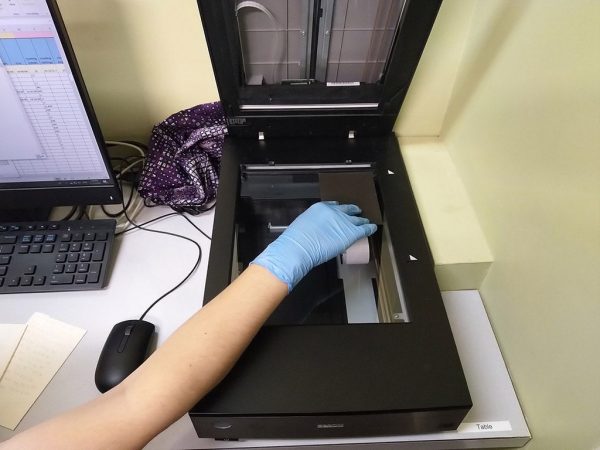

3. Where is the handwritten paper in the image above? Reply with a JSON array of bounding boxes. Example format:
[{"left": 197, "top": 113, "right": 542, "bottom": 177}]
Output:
[
  {"left": 0, "top": 324, "right": 26, "bottom": 378},
  {"left": 0, "top": 313, "right": 86, "bottom": 430}
]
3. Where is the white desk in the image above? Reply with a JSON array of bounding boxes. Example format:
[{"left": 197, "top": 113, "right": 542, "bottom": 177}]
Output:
[{"left": 0, "top": 206, "right": 530, "bottom": 449}]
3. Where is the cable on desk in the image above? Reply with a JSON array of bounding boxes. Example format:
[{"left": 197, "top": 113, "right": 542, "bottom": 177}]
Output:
[
  {"left": 114, "top": 212, "right": 180, "bottom": 237},
  {"left": 120, "top": 203, "right": 203, "bottom": 321},
  {"left": 141, "top": 198, "right": 214, "bottom": 240},
  {"left": 178, "top": 212, "right": 212, "bottom": 241}
]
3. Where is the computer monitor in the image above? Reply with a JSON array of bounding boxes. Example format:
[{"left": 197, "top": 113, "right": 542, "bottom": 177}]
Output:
[{"left": 0, "top": 0, "right": 121, "bottom": 221}]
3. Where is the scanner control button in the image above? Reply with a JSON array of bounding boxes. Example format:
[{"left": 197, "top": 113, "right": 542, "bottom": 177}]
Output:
[{"left": 213, "top": 422, "right": 233, "bottom": 430}]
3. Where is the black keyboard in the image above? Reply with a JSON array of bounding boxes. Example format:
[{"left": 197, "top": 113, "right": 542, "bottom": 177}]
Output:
[{"left": 0, "top": 219, "right": 116, "bottom": 294}]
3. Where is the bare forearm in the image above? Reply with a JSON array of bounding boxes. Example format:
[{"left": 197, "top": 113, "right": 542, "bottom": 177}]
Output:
[
  {"left": 123, "top": 264, "right": 288, "bottom": 425},
  {"left": 2, "top": 265, "right": 287, "bottom": 450}
]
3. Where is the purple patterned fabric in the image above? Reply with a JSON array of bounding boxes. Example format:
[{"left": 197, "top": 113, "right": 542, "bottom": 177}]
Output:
[{"left": 138, "top": 102, "right": 227, "bottom": 211}]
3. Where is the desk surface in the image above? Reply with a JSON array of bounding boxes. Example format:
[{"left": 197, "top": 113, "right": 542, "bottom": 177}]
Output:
[{"left": 0, "top": 206, "right": 529, "bottom": 449}]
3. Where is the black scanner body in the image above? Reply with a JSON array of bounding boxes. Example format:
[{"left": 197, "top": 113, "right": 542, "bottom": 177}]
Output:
[
  {"left": 191, "top": 0, "right": 472, "bottom": 439},
  {"left": 95, "top": 320, "right": 155, "bottom": 393}
]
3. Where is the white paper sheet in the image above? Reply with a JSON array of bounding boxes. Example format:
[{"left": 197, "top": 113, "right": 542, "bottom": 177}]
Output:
[
  {"left": 0, "top": 324, "right": 27, "bottom": 379},
  {"left": 0, "top": 313, "right": 86, "bottom": 430}
]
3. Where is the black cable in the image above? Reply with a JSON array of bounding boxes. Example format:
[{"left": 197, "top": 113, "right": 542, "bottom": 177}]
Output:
[
  {"left": 119, "top": 203, "right": 202, "bottom": 321},
  {"left": 114, "top": 212, "right": 179, "bottom": 237},
  {"left": 104, "top": 141, "right": 210, "bottom": 318},
  {"left": 76, "top": 205, "right": 87, "bottom": 220},
  {"left": 179, "top": 213, "right": 212, "bottom": 241},
  {"left": 58, "top": 205, "right": 79, "bottom": 221}
]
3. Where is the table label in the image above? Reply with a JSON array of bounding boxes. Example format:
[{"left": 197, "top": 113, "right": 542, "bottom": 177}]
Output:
[{"left": 458, "top": 421, "right": 512, "bottom": 433}]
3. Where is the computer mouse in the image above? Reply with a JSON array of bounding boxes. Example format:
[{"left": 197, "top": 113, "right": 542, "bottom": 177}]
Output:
[{"left": 95, "top": 320, "right": 155, "bottom": 393}]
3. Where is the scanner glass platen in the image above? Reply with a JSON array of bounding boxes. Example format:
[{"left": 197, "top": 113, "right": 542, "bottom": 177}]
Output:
[{"left": 233, "top": 166, "right": 409, "bottom": 325}]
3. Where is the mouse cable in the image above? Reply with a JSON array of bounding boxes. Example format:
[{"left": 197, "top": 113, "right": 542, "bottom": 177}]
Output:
[
  {"left": 114, "top": 212, "right": 180, "bottom": 237},
  {"left": 142, "top": 199, "right": 214, "bottom": 240},
  {"left": 120, "top": 204, "right": 203, "bottom": 321},
  {"left": 178, "top": 212, "right": 212, "bottom": 241}
]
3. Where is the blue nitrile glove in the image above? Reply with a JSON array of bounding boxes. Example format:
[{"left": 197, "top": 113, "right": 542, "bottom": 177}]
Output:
[{"left": 251, "top": 201, "right": 378, "bottom": 291}]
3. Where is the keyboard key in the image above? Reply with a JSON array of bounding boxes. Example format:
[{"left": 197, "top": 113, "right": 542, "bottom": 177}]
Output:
[
  {"left": 9, "top": 225, "right": 20, "bottom": 231},
  {"left": 53, "top": 264, "right": 65, "bottom": 274},
  {"left": 65, "top": 263, "right": 77, "bottom": 273},
  {"left": 33, "top": 235, "right": 45, "bottom": 243},
  {"left": 60, "top": 233, "right": 72, "bottom": 242},
  {"left": 0, "top": 225, "right": 6, "bottom": 232},
  {"left": 50, "top": 274, "right": 74, "bottom": 285},
  {"left": 84, "top": 232, "right": 96, "bottom": 241},
  {"left": 21, "top": 276, "right": 33, "bottom": 286},
  {"left": 0, "top": 278, "right": 3, "bottom": 287},
  {"left": 82, "top": 242, "right": 94, "bottom": 252},
  {"left": 80, "top": 252, "right": 92, "bottom": 262},
  {"left": 97, "top": 232, "right": 108, "bottom": 241},
  {"left": 70, "top": 243, "right": 82, "bottom": 252},
  {"left": 88, "top": 263, "right": 102, "bottom": 283},
  {"left": 17, "top": 245, "right": 30, "bottom": 254},
  {"left": 0, "top": 256, "right": 11, "bottom": 265},
  {"left": 45, "top": 234, "right": 57, "bottom": 243},
  {"left": 33, "top": 276, "right": 46, "bottom": 286},
  {"left": 8, "top": 277, "right": 20, "bottom": 287},
  {"left": 73, "top": 232, "right": 84, "bottom": 242},
  {"left": 0, "top": 245, "right": 15, "bottom": 255},
  {"left": 24, "top": 265, "right": 36, "bottom": 275},
  {"left": 49, "top": 224, "right": 60, "bottom": 230},
  {"left": 21, "top": 235, "right": 33, "bottom": 243},
  {"left": 36, "top": 224, "right": 47, "bottom": 230},
  {"left": 42, "top": 244, "right": 55, "bottom": 253},
  {"left": 74, "top": 274, "right": 87, "bottom": 284},
  {"left": 58, "top": 243, "right": 70, "bottom": 252},
  {"left": 56, "top": 253, "right": 67, "bottom": 263},
  {"left": 92, "top": 243, "right": 106, "bottom": 262},
  {"left": 30, "top": 244, "right": 42, "bottom": 253},
  {"left": 25, "top": 225, "right": 36, "bottom": 231},
  {"left": 0, "top": 266, "right": 6, "bottom": 276},
  {"left": 67, "top": 252, "right": 80, "bottom": 263},
  {"left": 0, "top": 235, "right": 17, "bottom": 244},
  {"left": 77, "top": 263, "right": 90, "bottom": 273}
]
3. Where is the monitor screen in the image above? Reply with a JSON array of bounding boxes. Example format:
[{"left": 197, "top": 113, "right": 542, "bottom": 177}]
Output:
[{"left": 0, "top": 0, "right": 120, "bottom": 216}]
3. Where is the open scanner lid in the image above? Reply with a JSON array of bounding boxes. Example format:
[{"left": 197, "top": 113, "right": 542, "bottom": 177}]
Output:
[{"left": 197, "top": 0, "right": 442, "bottom": 138}]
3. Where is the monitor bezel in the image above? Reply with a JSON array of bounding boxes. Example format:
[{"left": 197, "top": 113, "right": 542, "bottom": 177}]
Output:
[{"left": 0, "top": 0, "right": 121, "bottom": 211}]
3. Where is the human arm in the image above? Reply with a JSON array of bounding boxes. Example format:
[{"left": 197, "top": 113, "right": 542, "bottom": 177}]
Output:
[
  {"left": 1, "top": 202, "right": 376, "bottom": 450},
  {"left": 2, "top": 264, "right": 287, "bottom": 450}
]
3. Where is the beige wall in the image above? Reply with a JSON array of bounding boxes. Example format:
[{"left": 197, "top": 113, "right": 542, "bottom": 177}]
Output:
[
  {"left": 58, "top": 0, "right": 219, "bottom": 142},
  {"left": 441, "top": 1, "right": 600, "bottom": 449}
]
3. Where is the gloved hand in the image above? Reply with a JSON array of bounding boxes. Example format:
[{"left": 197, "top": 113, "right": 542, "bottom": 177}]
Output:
[{"left": 251, "top": 201, "right": 378, "bottom": 291}]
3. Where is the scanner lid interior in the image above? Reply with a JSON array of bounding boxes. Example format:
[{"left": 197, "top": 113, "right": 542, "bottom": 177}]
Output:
[{"left": 197, "top": 0, "right": 442, "bottom": 137}]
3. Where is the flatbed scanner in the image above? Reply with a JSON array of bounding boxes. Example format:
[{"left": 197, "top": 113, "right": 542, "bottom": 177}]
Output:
[{"left": 190, "top": 0, "right": 472, "bottom": 439}]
